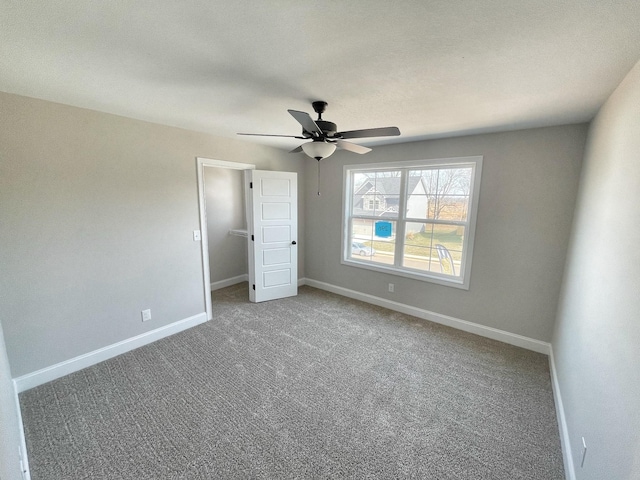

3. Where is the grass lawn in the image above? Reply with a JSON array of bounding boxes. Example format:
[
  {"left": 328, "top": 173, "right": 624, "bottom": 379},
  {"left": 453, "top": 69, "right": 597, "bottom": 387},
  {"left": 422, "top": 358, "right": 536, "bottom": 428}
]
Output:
[{"left": 368, "top": 227, "right": 463, "bottom": 261}]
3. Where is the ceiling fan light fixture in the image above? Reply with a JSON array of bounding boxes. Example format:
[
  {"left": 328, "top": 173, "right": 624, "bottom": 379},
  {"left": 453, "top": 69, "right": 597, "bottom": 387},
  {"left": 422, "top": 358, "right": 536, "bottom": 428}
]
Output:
[{"left": 301, "top": 141, "right": 336, "bottom": 161}]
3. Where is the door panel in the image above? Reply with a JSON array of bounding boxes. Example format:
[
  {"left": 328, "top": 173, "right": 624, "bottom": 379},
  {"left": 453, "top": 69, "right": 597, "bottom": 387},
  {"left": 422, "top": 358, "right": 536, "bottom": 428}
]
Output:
[
  {"left": 263, "top": 248, "right": 291, "bottom": 266},
  {"left": 262, "top": 203, "right": 290, "bottom": 219},
  {"left": 262, "top": 225, "right": 290, "bottom": 243},
  {"left": 260, "top": 178, "right": 291, "bottom": 196},
  {"left": 263, "top": 269, "right": 291, "bottom": 287},
  {"left": 248, "top": 170, "right": 298, "bottom": 302}
]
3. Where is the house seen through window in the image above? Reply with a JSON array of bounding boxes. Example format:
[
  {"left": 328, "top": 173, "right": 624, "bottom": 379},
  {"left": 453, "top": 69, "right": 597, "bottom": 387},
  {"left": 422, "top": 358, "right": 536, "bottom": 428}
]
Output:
[{"left": 342, "top": 156, "right": 482, "bottom": 289}]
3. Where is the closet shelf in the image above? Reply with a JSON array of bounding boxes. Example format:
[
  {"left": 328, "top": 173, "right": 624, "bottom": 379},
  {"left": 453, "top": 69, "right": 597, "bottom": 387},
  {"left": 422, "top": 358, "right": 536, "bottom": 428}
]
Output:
[{"left": 229, "top": 229, "right": 248, "bottom": 238}]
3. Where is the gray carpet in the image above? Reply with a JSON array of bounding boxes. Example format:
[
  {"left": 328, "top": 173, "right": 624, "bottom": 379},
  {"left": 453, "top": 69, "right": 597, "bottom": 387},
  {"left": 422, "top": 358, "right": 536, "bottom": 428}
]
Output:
[{"left": 20, "top": 284, "right": 564, "bottom": 479}]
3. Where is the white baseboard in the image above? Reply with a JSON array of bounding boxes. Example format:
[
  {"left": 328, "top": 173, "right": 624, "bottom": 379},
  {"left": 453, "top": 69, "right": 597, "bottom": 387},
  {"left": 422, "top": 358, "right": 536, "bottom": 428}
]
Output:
[
  {"left": 211, "top": 276, "right": 303, "bottom": 292},
  {"left": 210, "top": 274, "right": 248, "bottom": 291},
  {"left": 13, "top": 312, "right": 208, "bottom": 393},
  {"left": 549, "top": 347, "right": 575, "bottom": 480},
  {"left": 303, "top": 278, "right": 551, "bottom": 355},
  {"left": 12, "top": 382, "right": 30, "bottom": 480}
]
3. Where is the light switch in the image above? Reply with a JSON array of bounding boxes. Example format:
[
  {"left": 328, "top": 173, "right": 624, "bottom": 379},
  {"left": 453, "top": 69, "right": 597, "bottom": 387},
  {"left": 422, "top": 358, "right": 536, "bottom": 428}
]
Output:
[{"left": 193, "top": 230, "right": 201, "bottom": 241}]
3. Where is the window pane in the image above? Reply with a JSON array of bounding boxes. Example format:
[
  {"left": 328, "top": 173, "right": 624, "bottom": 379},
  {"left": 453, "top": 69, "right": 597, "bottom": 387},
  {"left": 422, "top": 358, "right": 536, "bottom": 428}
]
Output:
[
  {"left": 352, "top": 171, "right": 401, "bottom": 218},
  {"left": 374, "top": 195, "right": 399, "bottom": 217},
  {"left": 372, "top": 171, "right": 401, "bottom": 217},
  {"left": 408, "top": 169, "right": 436, "bottom": 220},
  {"left": 402, "top": 223, "right": 464, "bottom": 276},
  {"left": 404, "top": 222, "right": 433, "bottom": 249},
  {"left": 432, "top": 224, "right": 464, "bottom": 256},
  {"left": 350, "top": 219, "right": 396, "bottom": 265},
  {"left": 439, "top": 167, "right": 472, "bottom": 196},
  {"left": 352, "top": 173, "right": 374, "bottom": 216},
  {"left": 435, "top": 168, "right": 472, "bottom": 222},
  {"left": 432, "top": 224, "right": 464, "bottom": 276},
  {"left": 407, "top": 167, "right": 472, "bottom": 221},
  {"left": 374, "top": 171, "right": 402, "bottom": 194},
  {"left": 360, "top": 192, "right": 397, "bottom": 217},
  {"left": 351, "top": 217, "right": 374, "bottom": 239},
  {"left": 435, "top": 195, "right": 469, "bottom": 222},
  {"left": 403, "top": 223, "right": 438, "bottom": 273},
  {"left": 353, "top": 172, "right": 370, "bottom": 191}
]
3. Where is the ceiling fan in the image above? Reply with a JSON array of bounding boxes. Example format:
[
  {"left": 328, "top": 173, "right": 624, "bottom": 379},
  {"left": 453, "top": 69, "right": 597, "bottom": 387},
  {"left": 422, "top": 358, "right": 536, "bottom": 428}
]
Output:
[{"left": 238, "top": 101, "right": 401, "bottom": 161}]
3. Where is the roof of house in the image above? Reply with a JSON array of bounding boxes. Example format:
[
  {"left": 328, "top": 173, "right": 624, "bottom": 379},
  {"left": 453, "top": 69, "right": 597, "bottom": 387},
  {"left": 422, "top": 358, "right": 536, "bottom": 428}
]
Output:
[{"left": 352, "top": 176, "right": 424, "bottom": 217}]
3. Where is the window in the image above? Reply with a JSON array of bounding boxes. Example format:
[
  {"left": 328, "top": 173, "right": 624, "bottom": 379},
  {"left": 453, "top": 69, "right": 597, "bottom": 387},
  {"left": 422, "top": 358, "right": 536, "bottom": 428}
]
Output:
[
  {"left": 342, "top": 156, "right": 482, "bottom": 289},
  {"left": 363, "top": 194, "right": 383, "bottom": 211}
]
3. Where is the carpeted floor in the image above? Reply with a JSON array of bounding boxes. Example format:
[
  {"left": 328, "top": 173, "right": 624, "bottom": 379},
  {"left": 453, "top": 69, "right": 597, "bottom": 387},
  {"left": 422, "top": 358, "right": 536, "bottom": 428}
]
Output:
[{"left": 20, "top": 284, "right": 564, "bottom": 479}]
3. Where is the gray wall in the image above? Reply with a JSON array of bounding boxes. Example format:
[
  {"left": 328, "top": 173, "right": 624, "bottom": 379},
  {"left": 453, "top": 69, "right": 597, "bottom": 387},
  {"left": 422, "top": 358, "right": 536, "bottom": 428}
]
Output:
[
  {"left": 0, "top": 324, "right": 23, "bottom": 480},
  {"left": 304, "top": 124, "right": 587, "bottom": 342},
  {"left": 0, "top": 91, "right": 305, "bottom": 378},
  {"left": 552, "top": 61, "right": 640, "bottom": 479},
  {"left": 204, "top": 167, "right": 248, "bottom": 283}
]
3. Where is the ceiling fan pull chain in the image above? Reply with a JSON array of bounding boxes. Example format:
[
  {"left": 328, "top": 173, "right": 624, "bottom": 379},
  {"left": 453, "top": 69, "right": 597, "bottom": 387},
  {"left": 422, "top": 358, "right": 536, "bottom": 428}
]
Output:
[{"left": 317, "top": 160, "right": 321, "bottom": 196}]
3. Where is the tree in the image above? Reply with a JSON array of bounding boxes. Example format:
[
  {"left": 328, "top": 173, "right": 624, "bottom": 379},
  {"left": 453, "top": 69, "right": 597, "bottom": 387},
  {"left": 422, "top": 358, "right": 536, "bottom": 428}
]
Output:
[{"left": 420, "top": 167, "right": 471, "bottom": 220}]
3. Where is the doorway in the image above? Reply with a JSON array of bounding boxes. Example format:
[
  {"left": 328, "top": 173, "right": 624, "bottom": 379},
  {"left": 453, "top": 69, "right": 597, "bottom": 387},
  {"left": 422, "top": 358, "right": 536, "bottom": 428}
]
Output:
[
  {"left": 196, "top": 158, "right": 299, "bottom": 317},
  {"left": 196, "top": 157, "right": 255, "bottom": 319}
]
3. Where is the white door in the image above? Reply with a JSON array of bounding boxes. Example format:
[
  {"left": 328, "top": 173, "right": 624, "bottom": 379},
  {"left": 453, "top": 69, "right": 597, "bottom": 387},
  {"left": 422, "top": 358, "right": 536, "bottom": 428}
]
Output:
[{"left": 247, "top": 170, "right": 298, "bottom": 303}]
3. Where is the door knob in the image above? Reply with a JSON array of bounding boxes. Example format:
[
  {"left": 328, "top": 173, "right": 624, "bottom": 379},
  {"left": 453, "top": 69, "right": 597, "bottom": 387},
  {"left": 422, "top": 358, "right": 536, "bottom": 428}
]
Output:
[{"left": 292, "top": 241, "right": 297, "bottom": 245}]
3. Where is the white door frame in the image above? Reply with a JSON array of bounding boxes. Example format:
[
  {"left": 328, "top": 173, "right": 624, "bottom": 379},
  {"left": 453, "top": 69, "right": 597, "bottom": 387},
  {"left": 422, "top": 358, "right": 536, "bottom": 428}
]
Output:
[{"left": 196, "top": 157, "right": 255, "bottom": 320}]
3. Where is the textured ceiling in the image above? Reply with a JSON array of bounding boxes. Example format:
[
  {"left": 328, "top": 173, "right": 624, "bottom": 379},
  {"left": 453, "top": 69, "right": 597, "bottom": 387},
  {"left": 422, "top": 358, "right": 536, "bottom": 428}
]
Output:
[{"left": 2, "top": 1, "right": 640, "bottom": 150}]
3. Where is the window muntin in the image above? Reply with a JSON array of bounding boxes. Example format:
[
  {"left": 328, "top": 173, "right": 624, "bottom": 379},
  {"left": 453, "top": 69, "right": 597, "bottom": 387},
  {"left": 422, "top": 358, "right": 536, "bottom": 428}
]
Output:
[{"left": 343, "top": 157, "right": 482, "bottom": 289}]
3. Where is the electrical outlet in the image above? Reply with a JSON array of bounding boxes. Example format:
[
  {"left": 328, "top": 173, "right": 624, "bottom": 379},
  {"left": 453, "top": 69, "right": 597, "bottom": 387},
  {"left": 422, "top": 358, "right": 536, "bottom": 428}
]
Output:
[
  {"left": 388, "top": 283, "right": 395, "bottom": 293},
  {"left": 141, "top": 309, "right": 152, "bottom": 322}
]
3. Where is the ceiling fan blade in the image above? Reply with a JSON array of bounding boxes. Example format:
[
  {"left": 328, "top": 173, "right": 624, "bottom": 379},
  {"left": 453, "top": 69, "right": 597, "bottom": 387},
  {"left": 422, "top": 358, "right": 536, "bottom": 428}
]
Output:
[
  {"left": 337, "top": 126, "right": 401, "bottom": 139},
  {"left": 336, "top": 139, "right": 372, "bottom": 154},
  {"left": 289, "top": 145, "right": 304, "bottom": 153},
  {"left": 288, "top": 110, "right": 323, "bottom": 136},
  {"left": 237, "top": 133, "right": 307, "bottom": 139}
]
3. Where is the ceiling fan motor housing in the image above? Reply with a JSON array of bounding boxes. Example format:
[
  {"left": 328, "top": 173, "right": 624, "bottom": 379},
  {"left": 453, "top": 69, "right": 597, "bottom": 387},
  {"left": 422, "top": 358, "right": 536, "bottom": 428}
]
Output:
[
  {"left": 302, "top": 120, "right": 337, "bottom": 138},
  {"left": 318, "top": 120, "right": 337, "bottom": 136}
]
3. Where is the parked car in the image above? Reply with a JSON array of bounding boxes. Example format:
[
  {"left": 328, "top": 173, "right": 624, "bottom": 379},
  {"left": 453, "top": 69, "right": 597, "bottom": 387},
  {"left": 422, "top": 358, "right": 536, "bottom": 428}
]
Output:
[{"left": 351, "top": 241, "right": 375, "bottom": 256}]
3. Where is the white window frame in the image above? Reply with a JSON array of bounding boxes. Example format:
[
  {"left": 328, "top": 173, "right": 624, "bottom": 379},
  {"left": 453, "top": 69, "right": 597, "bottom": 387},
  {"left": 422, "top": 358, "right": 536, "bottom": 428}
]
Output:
[{"left": 341, "top": 156, "right": 483, "bottom": 289}]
